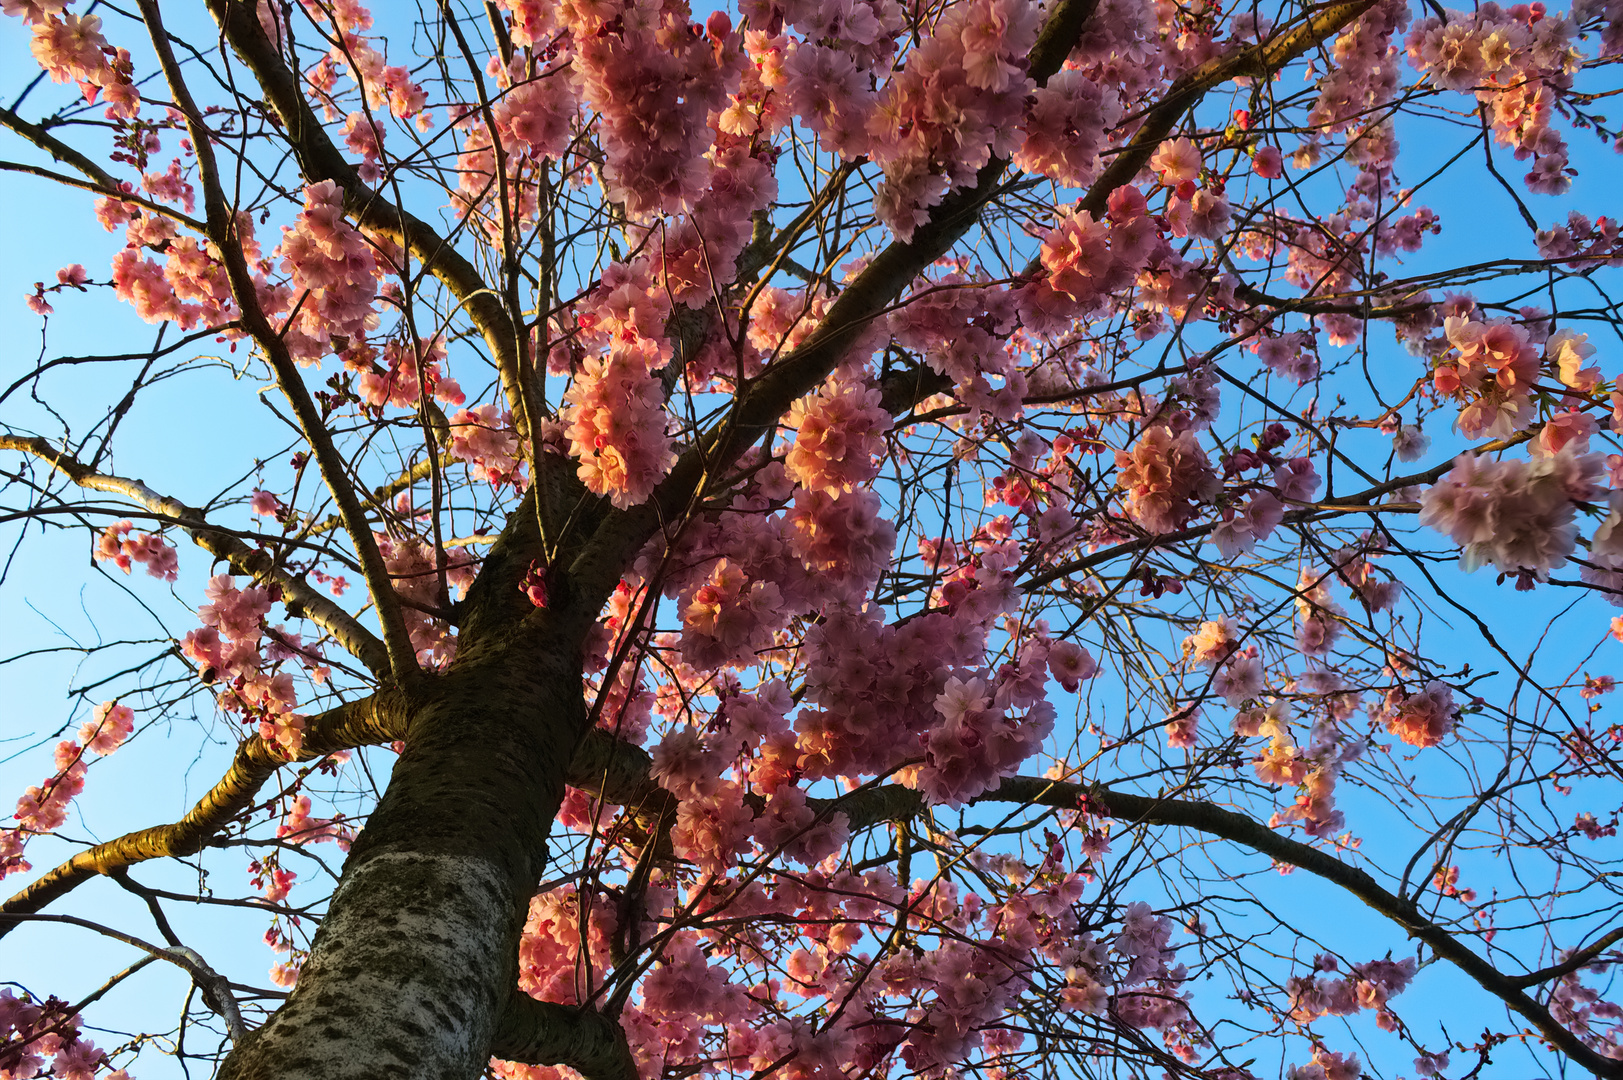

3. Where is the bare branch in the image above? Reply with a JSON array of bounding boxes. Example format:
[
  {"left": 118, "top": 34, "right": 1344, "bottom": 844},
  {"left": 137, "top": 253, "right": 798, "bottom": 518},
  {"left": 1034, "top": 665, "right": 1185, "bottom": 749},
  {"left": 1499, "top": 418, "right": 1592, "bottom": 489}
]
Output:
[{"left": 0, "top": 433, "right": 390, "bottom": 676}]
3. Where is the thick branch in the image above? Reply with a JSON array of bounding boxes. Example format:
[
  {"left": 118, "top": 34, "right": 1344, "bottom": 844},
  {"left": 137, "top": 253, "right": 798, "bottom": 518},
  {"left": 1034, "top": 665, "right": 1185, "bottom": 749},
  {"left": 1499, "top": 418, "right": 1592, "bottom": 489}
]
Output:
[
  {"left": 140, "top": 0, "right": 421, "bottom": 681},
  {"left": 1076, "top": 0, "right": 1378, "bottom": 219},
  {"left": 0, "top": 693, "right": 403, "bottom": 935},
  {"left": 0, "top": 433, "right": 390, "bottom": 676},
  {"left": 568, "top": 0, "right": 1103, "bottom": 599},
  {"left": 491, "top": 995, "right": 638, "bottom": 1080},
  {"left": 831, "top": 776, "right": 1622, "bottom": 1078},
  {"left": 562, "top": 724, "right": 1619, "bottom": 1078},
  {"left": 206, "top": 0, "right": 589, "bottom": 558},
  {"left": 1509, "top": 924, "right": 1623, "bottom": 988}
]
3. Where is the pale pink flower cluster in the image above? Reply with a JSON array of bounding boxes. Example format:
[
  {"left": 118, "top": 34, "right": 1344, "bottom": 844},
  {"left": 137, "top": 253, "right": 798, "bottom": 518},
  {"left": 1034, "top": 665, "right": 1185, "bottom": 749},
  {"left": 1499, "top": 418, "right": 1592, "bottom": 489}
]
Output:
[
  {"left": 341, "top": 111, "right": 387, "bottom": 184},
  {"left": 20, "top": 7, "right": 140, "bottom": 118},
  {"left": 678, "top": 559, "right": 784, "bottom": 671},
  {"left": 1431, "top": 315, "right": 1540, "bottom": 438},
  {"left": 79, "top": 701, "right": 134, "bottom": 756},
  {"left": 297, "top": 0, "right": 428, "bottom": 124},
  {"left": 375, "top": 531, "right": 476, "bottom": 665},
  {"left": 1, "top": 741, "right": 84, "bottom": 881},
  {"left": 794, "top": 605, "right": 988, "bottom": 785},
  {"left": 1114, "top": 424, "right": 1220, "bottom": 533},
  {"left": 93, "top": 519, "right": 178, "bottom": 581},
  {"left": 888, "top": 271, "right": 1016, "bottom": 396},
  {"left": 276, "top": 180, "right": 381, "bottom": 360},
  {"left": 1418, "top": 449, "right": 1602, "bottom": 575},
  {"left": 0, "top": 699, "right": 135, "bottom": 880},
  {"left": 649, "top": 148, "right": 780, "bottom": 307},
  {"left": 1251, "top": 331, "right": 1320, "bottom": 385},
  {"left": 1537, "top": 211, "right": 1623, "bottom": 267},
  {"left": 1184, "top": 618, "right": 1237, "bottom": 668},
  {"left": 921, "top": 665, "right": 1055, "bottom": 806},
  {"left": 452, "top": 61, "right": 575, "bottom": 230},
  {"left": 786, "top": 487, "right": 898, "bottom": 597},
  {"left": 1406, "top": 3, "right": 1582, "bottom": 193},
  {"left": 355, "top": 337, "right": 464, "bottom": 410},
  {"left": 1549, "top": 958, "right": 1623, "bottom": 1060},
  {"left": 1294, "top": 568, "right": 1344, "bottom": 657},
  {"left": 1308, "top": 0, "right": 1408, "bottom": 176},
  {"left": 1379, "top": 681, "right": 1456, "bottom": 748},
  {"left": 276, "top": 793, "right": 355, "bottom": 850},
  {"left": 563, "top": 261, "right": 679, "bottom": 507},
  {"left": 109, "top": 211, "right": 242, "bottom": 331},
  {"left": 184, "top": 574, "right": 312, "bottom": 754},
  {"left": 785, "top": 372, "right": 891, "bottom": 494},
  {"left": 515, "top": 884, "right": 620, "bottom": 1005},
  {"left": 447, "top": 405, "right": 523, "bottom": 487},
  {"left": 565, "top": 0, "right": 741, "bottom": 218},
  {"left": 0, "top": 988, "right": 127, "bottom": 1080},
  {"left": 562, "top": 351, "right": 676, "bottom": 508},
  {"left": 1287, "top": 1047, "right": 1365, "bottom": 1080},
  {"left": 868, "top": 0, "right": 1040, "bottom": 240},
  {"left": 1014, "top": 69, "right": 1122, "bottom": 187},
  {"left": 1286, "top": 955, "right": 1415, "bottom": 1028},
  {"left": 1212, "top": 492, "right": 1284, "bottom": 559},
  {"left": 1329, "top": 537, "right": 1403, "bottom": 612},
  {"left": 1019, "top": 189, "right": 1159, "bottom": 332}
]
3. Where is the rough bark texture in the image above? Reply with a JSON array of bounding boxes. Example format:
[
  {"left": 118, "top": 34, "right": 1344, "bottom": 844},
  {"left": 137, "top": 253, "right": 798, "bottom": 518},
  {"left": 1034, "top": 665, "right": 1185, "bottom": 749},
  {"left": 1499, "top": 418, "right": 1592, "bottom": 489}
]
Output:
[{"left": 218, "top": 624, "right": 592, "bottom": 1079}]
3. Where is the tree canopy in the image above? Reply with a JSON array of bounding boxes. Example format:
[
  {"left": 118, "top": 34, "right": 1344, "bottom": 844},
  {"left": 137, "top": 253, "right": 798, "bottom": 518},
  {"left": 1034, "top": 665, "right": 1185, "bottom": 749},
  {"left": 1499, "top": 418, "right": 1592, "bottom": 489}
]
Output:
[{"left": 1, "top": 0, "right": 1622, "bottom": 1077}]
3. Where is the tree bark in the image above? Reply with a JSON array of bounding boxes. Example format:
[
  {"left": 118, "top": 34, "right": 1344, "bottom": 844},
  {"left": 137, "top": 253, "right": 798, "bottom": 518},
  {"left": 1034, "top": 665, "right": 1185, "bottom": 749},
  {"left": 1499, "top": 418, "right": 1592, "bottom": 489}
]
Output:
[{"left": 218, "top": 628, "right": 590, "bottom": 1080}]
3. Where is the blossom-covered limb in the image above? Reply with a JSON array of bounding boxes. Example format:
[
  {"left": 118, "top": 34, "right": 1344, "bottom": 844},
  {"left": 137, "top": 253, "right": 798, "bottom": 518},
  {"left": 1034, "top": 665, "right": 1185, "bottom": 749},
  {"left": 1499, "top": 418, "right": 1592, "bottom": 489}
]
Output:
[
  {"left": 834, "top": 774, "right": 1622, "bottom": 1078},
  {"left": 1510, "top": 925, "right": 1623, "bottom": 988},
  {"left": 203, "top": 0, "right": 585, "bottom": 541},
  {"left": 569, "top": 0, "right": 1109, "bottom": 597},
  {"left": 140, "top": 0, "right": 422, "bottom": 681},
  {"left": 0, "top": 433, "right": 389, "bottom": 676},
  {"left": 1059, "top": 0, "right": 1382, "bottom": 226},
  {"left": 563, "top": 718, "right": 1619, "bottom": 1077},
  {"left": 0, "top": 692, "right": 403, "bottom": 933}
]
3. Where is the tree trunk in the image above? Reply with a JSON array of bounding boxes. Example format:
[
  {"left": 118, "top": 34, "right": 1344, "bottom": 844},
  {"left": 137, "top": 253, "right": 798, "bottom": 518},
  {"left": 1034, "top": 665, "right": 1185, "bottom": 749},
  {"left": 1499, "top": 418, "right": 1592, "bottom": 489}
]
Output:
[{"left": 219, "top": 627, "right": 587, "bottom": 1080}]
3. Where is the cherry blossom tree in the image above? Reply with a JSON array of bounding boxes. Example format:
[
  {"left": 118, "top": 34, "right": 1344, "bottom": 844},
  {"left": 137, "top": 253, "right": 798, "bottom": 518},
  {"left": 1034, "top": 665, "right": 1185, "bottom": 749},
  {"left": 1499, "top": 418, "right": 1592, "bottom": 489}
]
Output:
[{"left": 2, "top": 0, "right": 1623, "bottom": 1077}]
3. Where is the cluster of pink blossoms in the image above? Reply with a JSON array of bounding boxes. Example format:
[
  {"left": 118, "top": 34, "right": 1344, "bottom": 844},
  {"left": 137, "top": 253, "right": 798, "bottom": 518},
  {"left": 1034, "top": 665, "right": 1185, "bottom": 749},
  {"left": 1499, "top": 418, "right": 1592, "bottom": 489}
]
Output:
[
  {"left": 103, "top": 203, "right": 241, "bottom": 332},
  {"left": 565, "top": 0, "right": 741, "bottom": 219},
  {"left": 447, "top": 405, "right": 523, "bottom": 488},
  {"left": 1286, "top": 954, "right": 1417, "bottom": 1029},
  {"left": 276, "top": 793, "right": 354, "bottom": 850},
  {"left": 355, "top": 336, "right": 465, "bottom": 411},
  {"left": 1114, "top": 424, "right": 1221, "bottom": 534},
  {"left": 1020, "top": 187, "right": 1159, "bottom": 332},
  {"left": 785, "top": 371, "right": 891, "bottom": 494},
  {"left": 290, "top": 0, "right": 429, "bottom": 126},
  {"left": 0, "top": 988, "right": 128, "bottom": 1080},
  {"left": 375, "top": 530, "right": 476, "bottom": 665},
  {"left": 92, "top": 520, "right": 178, "bottom": 581},
  {"left": 562, "top": 260, "right": 679, "bottom": 507},
  {"left": 1406, "top": 3, "right": 1584, "bottom": 193},
  {"left": 868, "top": 0, "right": 1040, "bottom": 240},
  {"left": 274, "top": 180, "right": 382, "bottom": 362},
  {"left": 1430, "top": 314, "right": 1544, "bottom": 438},
  {"left": 0, "top": 702, "right": 132, "bottom": 881},
  {"left": 182, "top": 574, "right": 328, "bottom": 755},
  {"left": 14, "top": 2, "right": 140, "bottom": 118},
  {"left": 1419, "top": 448, "right": 1602, "bottom": 576},
  {"left": 1378, "top": 681, "right": 1458, "bottom": 748}
]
